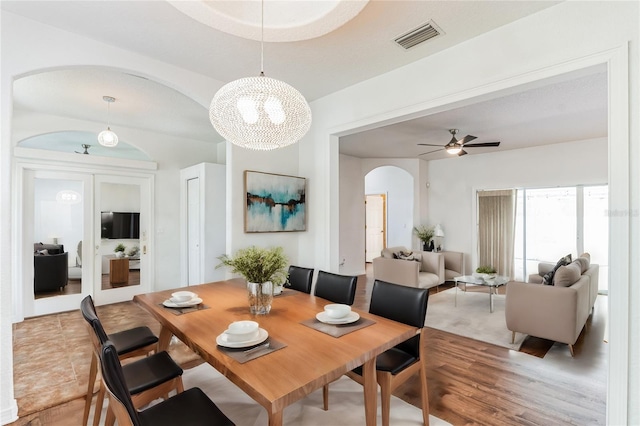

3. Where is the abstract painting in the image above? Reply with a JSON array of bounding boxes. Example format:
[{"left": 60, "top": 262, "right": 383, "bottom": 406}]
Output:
[{"left": 244, "top": 170, "right": 306, "bottom": 232}]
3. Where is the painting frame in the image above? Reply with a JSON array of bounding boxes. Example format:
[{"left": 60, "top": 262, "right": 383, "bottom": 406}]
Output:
[{"left": 244, "top": 170, "right": 306, "bottom": 233}]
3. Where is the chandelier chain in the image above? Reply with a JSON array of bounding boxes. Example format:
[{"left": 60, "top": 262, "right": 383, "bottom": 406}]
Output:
[{"left": 260, "top": 0, "right": 264, "bottom": 74}]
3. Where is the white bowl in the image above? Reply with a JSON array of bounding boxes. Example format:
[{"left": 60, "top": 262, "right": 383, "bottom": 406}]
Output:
[
  {"left": 225, "top": 320, "right": 259, "bottom": 342},
  {"left": 171, "top": 291, "right": 196, "bottom": 303},
  {"left": 324, "top": 304, "right": 351, "bottom": 319}
]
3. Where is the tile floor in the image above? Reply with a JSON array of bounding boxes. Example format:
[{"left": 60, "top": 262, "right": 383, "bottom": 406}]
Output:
[{"left": 12, "top": 301, "right": 200, "bottom": 417}]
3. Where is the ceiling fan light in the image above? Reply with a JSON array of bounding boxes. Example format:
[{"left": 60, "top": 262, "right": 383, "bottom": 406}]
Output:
[
  {"left": 445, "top": 142, "right": 461, "bottom": 154},
  {"left": 209, "top": 75, "right": 312, "bottom": 151},
  {"left": 98, "top": 127, "right": 119, "bottom": 147}
]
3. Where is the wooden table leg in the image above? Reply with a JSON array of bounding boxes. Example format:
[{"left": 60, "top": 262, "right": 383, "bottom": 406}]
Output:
[
  {"left": 268, "top": 409, "right": 283, "bottom": 426},
  {"left": 158, "top": 326, "right": 173, "bottom": 352},
  {"left": 362, "top": 358, "right": 377, "bottom": 426}
]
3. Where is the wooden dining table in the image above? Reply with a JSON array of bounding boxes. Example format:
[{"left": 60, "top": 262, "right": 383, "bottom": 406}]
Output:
[{"left": 133, "top": 279, "right": 418, "bottom": 426}]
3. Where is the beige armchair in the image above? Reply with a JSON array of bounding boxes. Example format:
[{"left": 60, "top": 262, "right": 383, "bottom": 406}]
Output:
[
  {"left": 372, "top": 246, "right": 444, "bottom": 289},
  {"left": 442, "top": 251, "right": 464, "bottom": 281}
]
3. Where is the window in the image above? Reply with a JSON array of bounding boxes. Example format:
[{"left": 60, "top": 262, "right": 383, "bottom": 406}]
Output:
[{"left": 512, "top": 185, "right": 608, "bottom": 292}]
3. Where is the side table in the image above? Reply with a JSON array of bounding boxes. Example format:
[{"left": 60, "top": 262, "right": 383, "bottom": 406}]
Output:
[{"left": 109, "top": 258, "right": 129, "bottom": 285}]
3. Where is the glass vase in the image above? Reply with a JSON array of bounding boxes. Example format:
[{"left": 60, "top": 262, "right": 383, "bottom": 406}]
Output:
[{"left": 247, "top": 281, "right": 273, "bottom": 315}]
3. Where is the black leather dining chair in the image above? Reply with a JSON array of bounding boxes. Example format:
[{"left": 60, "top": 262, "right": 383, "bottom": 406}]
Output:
[
  {"left": 81, "top": 295, "right": 180, "bottom": 426},
  {"left": 313, "top": 270, "right": 358, "bottom": 305},
  {"left": 286, "top": 265, "right": 314, "bottom": 293},
  {"left": 323, "top": 280, "right": 430, "bottom": 426},
  {"left": 100, "top": 340, "right": 235, "bottom": 426}
]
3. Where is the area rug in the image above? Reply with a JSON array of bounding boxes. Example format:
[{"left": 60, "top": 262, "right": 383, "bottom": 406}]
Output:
[
  {"left": 181, "top": 363, "right": 451, "bottom": 426},
  {"left": 425, "top": 287, "right": 525, "bottom": 350}
]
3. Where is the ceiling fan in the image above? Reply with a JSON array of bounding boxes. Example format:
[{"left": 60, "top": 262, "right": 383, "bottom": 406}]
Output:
[
  {"left": 75, "top": 144, "right": 91, "bottom": 155},
  {"left": 418, "top": 129, "right": 500, "bottom": 157}
]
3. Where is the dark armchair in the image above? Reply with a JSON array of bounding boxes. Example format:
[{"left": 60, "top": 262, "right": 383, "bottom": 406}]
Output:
[{"left": 34, "top": 251, "right": 68, "bottom": 293}]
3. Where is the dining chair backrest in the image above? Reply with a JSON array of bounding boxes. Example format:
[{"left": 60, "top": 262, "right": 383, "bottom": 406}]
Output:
[
  {"left": 80, "top": 295, "right": 109, "bottom": 344},
  {"left": 314, "top": 270, "right": 358, "bottom": 305},
  {"left": 369, "top": 279, "right": 429, "bottom": 358},
  {"left": 100, "top": 340, "right": 143, "bottom": 426},
  {"left": 287, "top": 265, "right": 314, "bottom": 293}
]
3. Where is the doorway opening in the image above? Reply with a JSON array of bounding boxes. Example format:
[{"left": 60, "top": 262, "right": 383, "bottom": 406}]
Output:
[{"left": 365, "top": 194, "right": 386, "bottom": 262}]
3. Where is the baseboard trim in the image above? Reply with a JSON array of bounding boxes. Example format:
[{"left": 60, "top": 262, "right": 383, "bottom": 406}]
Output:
[{"left": 1, "top": 398, "right": 18, "bottom": 425}]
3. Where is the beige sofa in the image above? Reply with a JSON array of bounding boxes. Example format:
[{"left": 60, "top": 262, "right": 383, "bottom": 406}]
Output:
[
  {"left": 505, "top": 254, "right": 599, "bottom": 356},
  {"left": 372, "top": 246, "right": 445, "bottom": 289}
]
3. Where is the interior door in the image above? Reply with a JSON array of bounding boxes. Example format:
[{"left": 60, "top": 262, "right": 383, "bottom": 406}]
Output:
[
  {"left": 365, "top": 194, "right": 386, "bottom": 262},
  {"left": 22, "top": 169, "right": 94, "bottom": 317},
  {"left": 187, "top": 177, "right": 201, "bottom": 285},
  {"left": 93, "top": 174, "right": 153, "bottom": 305}
]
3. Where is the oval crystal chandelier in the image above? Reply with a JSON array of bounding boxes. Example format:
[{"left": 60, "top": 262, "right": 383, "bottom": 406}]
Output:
[
  {"left": 209, "top": 0, "right": 311, "bottom": 151},
  {"left": 98, "top": 96, "right": 119, "bottom": 147}
]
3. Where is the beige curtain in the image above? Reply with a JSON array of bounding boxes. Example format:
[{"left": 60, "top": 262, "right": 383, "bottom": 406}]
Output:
[{"left": 477, "top": 189, "right": 516, "bottom": 278}]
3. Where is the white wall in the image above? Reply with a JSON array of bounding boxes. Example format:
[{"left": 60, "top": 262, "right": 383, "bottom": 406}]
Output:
[
  {"left": 225, "top": 143, "right": 303, "bottom": 277},
  {"left": 303, "top": 2, "right": 638, "bottom": 424},
  {"left": 33, "top": 178, "right": 83, "bottom": 266},
  {"left": 364, "top": 166, "right": 413, "bottom": 248},
  {"left": 338, "top": 154, "right": 364, "bottom": 275}
]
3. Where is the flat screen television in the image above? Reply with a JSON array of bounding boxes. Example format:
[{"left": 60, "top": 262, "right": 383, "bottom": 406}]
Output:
[{"left": 101, "top": 212, "right": 140, "bottom": 239}]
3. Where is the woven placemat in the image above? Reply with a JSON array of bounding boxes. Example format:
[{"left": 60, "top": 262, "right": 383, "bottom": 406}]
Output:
[
  {"left": 300, "top": 317, "right": 376, "bottom": 338},
  {"left": 159, "top": 303, "right": 211, "bottom": 316},
  {"left": 217, "top": 338, "right": 287, "bottom": 363}
]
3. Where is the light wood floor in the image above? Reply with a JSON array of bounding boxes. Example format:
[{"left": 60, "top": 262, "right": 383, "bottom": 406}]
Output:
[{"left": 11, "top": 268, "right": 607, "bottom": 425}]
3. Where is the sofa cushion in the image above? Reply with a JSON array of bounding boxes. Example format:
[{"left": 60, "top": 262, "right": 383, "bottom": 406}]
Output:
[
  {"left": 553, "top": 262, "right": 581, "bottom": 287},
  {"left": 575, "top": 256, "right": 590, "bottom": 274},
  {"left": 542, "top": 254, "right": 572, "bottom": 285}
]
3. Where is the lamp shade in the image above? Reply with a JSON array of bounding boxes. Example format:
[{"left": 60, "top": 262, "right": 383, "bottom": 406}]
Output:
[
  {"left": 209, "top": 74, "right": 312, "bottom": 151},
  {"left": 434, "top": 224, "right": 444, "bottom": 237},
  {"left": 98, "top": 127, "right": 118, "bottom": 147}
]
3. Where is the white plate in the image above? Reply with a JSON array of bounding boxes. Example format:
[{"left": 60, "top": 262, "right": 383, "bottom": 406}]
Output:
[
  {"left": 216, "top": 328, "right": 269, "bottom": 348},
  {"left": 162, "top": 297, "right": 203, "bottom": 308},
  {"left": 316, "top": 311, "right": 360, "bottom": 325}
]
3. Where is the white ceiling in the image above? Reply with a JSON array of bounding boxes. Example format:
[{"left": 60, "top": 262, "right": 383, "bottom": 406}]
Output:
[
  {"left": 3, "top": 0, "right": 607, "bottom": 160},
  {"left": 339, "top": 65, "right": 608, "bottom": 159}
]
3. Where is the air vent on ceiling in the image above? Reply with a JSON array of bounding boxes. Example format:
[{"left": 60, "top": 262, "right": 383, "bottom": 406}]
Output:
[{"left": 394, "top": 20, "right": 443, "bottom": 50}]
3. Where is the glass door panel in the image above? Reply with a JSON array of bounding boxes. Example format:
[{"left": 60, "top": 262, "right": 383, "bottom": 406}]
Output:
[
  {"left": 583, "top": 185, "right": 609, "bottom": 293},
  {"left": 524, "top": 187, "right": 577, "bottom": 277},
  {"left": 93, "top": 175, "right": 152, "bottom": 305},
  {"left": 23, "top": 170, "right": 93, "bottom": 317}
]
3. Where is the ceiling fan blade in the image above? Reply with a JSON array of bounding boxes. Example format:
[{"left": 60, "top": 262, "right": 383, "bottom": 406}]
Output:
[
  {"left": 418, "top": 149, "right": 442, "bottom": 156},
  {"left": 417, "top": 143, "right": 444, "bottom": 147},
  {"left": 463, "top": 141, "right": 501, "bottom": 148},
  {"left": 459, "top": 135, "right": 477, "bottom": 145},
  {"left": 458, "top": 149, "right": 468, "bottom": 156}
]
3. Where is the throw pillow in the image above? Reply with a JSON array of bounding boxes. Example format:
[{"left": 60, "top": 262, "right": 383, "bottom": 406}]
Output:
[
  {"left": 553, "top": 262, "right": 581, "bottom": 287},
  {"left": 575, "top": 256, "right": 590, "bottom": 274},
  {"left": 541, "top": 254, "right": 572, "bottom": 285},
  {"left": 396, "top": 250, "right": 421, "bottom": 263},
  {"left": 579, "top": 252, "right": 591, "bottom": 262}
]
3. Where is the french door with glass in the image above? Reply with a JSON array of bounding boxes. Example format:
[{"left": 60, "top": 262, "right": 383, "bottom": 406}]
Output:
[{"left": 18, "top": 166, "right": 153, "bottom": 318}]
